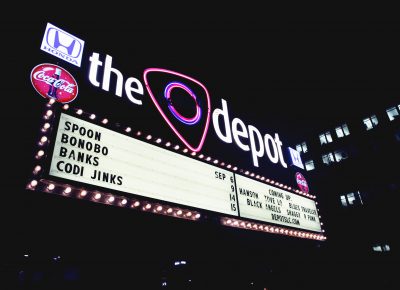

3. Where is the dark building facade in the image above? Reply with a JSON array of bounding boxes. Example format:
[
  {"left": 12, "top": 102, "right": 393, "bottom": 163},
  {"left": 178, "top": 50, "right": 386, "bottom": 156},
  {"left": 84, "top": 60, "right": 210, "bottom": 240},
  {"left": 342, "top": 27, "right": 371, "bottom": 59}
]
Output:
[{"left": 291, "top": 98, "right": 400, "bottom": 289}]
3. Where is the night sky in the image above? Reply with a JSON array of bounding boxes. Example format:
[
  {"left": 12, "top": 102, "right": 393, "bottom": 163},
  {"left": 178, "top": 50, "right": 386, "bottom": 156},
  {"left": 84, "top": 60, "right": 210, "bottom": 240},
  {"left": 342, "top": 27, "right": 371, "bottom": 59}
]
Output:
[{"left": 1, "top": 17, "right": 400, "bottom": 288}]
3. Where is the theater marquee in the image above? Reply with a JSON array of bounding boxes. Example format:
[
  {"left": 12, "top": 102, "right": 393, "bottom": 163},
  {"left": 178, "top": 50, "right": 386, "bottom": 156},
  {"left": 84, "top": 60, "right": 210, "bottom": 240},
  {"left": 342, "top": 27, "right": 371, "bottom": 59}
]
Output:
[{"left": 45, "top": 112, "right": 322, "bottom": 233}]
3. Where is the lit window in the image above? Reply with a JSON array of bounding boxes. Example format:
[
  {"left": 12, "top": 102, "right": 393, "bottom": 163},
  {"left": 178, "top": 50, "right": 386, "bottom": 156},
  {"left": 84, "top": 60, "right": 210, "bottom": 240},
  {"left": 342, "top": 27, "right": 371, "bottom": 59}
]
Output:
[
  {"left": 305, "top": 160, "right": 314, "bottom": 171},
  {"left": 335, "top": 124, "right": 350, "bottom": 138},
  {"left": 372, "top": 245, "right": 382, "bottom": 252},
  {"left": 386, "top": 106, "right": 399, "bottom": 121},
  {"left": 334, "top": 150, "right": 348, "bottom": 162},
  {"left": 363, "top": 115, "right": 378, "bottom": 130},
  {"left": 322, "top": 152, "right": 335, "bottom": 165},
  {"left": 347, "top": 192, "right": 355, "bottom": 205},
  {"left": 340, "top": 191, "right": 363, "bottom": 207},
  {"left": 319, "top": 131, "right": 333, "bottom": 145},
  {"left": 340, "top": 195, "right": 347, "bottom": 207},
  {"left": 373, "top": 244, "right": 391, "bottom": 252},
  {"left": 296, "top": 142, "right": 308, "bottom": 153}
]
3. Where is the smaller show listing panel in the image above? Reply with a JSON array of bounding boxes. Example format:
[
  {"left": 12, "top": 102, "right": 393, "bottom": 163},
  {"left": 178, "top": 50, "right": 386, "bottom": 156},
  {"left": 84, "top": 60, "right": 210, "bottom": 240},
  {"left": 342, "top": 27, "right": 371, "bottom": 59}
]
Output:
[{"left": 49, "top": 113, "right": 322, "bottom": 232}]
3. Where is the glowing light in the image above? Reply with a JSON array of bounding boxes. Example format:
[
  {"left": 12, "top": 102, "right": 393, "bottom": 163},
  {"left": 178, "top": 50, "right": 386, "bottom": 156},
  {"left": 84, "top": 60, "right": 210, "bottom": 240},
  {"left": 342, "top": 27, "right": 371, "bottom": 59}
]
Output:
[
  {"left": 227, "top": 164, "right": 231, "bottom": 168},
  {"left": 226, "top": 219, "right": 232, "bottom": 224},
  {"left": 64, "top": 187, "right": 72, "bottom": 194},
  {"left": 233, "top": 221, "right": 239, "bottom": 226},
  {"left": 165, "top": 142, "right": 171, "bottom": 147},
  {"left": 62, "top": 104, "right": 69, "bottom": 110},
  {"left": 156, "top": 205, "right": 163, "bottom": 212},
  {"left": 145, "top": 204, "right": 152, "bottom": 210},
  {"left": 47, "top": 183, "right": 55, "bottom": 191},
  {"left": 108, "top": 196, "right": 115, "bottom": 203},
  {"left": 144, "top": 68, "right": 211, "bottom": 152},
  {"left": 48, "top": 98, "right": 56, "bottom": 105},
  {"left": 183, "top": 148, "right": 188, "bottom": 153},
  {"left": 102, "top": 118, "right": 108, "bottom": 124},
  {"left": 164, "top": 82, "right": 201, "bottom": 125},
  {"left": 174, "top": 145, "right": 180, "bottom": 150},
  {"left": 256, "top": 175, "right": 260, "bottom": 179},
  {"left": 233, "top": 167, "right": 238, "bottom": 171},
  {"left": 33, "top": 165, "right": 41, "bottom": 173},
  {"left": 186, "top": 211, "right": 192, "bottom": 217},
  {"left": 250, "top": 173, "right": 254, "bottom": 177},
  {"left": 261, "top": 177, "right": 265, "bottom": 180},
  {"left": 133, "top": 201, "right": 140, "bottom": 207},
  {"left": 39, "top": 136, "right": 48, "bottom": 144},
  {"left": 146, "top": 135, "right": 152, "bottom": 140},
  {"left": 156, "top": 138, "right": 162, "bottom": 143},
  {"left": 76, "top": 109, "right": 83, "bottom": 115},
  {"left": 94, "top": 193, "right": 101, "bottom": 200},
  {"left": 90, "top": 114, "right": 96, "bottom": 120},
  {"left": 167, "top": 208, "right": 173, "bottom": 214},
  {"left": 80, "top": 190, "right": 87, "bottom": 197},
  {"left": 45, "top": 110, "right": 53, "bottom": 117},
  {"left": 136, "top": 131, "right": 142, "bottom": 136},
  {"left": 191, "top": 152, "right": 196, "bottom": 156},
  {"left": 176, "top": 210, "right": 183, "bottom": 215},
  {"left": 194, "top": 213, "right": 201, "bottom": 219},
  {"left": 42, "top": 123, "right": 51, "bottom": 132},
  {"left": 30, "top": 180, "right": 38, "bottom": 187},
  {"left": 206, "top": 157, "right": 211, "bottom": 161},
  {"left": 199, "top": 154, "right": 204, "bottom": 159},
  {"left": 245, "top": 171, "right": 249, "bottom": 175},
  {"left": 213, "top": 159, "right": 218, "bottom": 164},
  {"left": 121, "top": 199, "right": 127, "bottom": 205}
]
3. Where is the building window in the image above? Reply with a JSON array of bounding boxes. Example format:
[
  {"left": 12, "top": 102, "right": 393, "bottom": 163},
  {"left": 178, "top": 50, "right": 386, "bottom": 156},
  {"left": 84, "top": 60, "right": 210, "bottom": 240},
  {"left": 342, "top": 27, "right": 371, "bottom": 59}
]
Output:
[
  {"left": 386, "top": 106, "right": 399, "bottom": 121},
  {"left": 372, "top": 244, "right": 391, "bottom": 252},
  {"left": 334, "top": 150, "right": 348, "bottom": 162},
  {"left": 340, "top": 191, "right": 363, "bottom": 207},
  {"left": 363, "top": 115, "right": 378, "bottom": 130},
  {"left": 322, "top": 152, "right": 335, "bottom": 165},
  {"left": 319, "top": 131, "right": 333, "bottom": 145},
  {"left": 296, "top": 142, "right": 308, "bottom": 153},
  {"left": 340, "top": 195, "right": 347, "bottom": 207},
  {"left": 305, "top": 160, "right": 314, "bottom": 171},
  {"left": 335, "top": 124, "right": 350, "bottom": 138}
]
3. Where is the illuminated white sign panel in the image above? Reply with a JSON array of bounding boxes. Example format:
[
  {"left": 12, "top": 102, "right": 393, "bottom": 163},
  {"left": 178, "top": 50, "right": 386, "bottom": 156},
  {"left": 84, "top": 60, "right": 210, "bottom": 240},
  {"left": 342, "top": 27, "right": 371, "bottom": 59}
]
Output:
[
  {"left": 41, "top": 23, "right": 85, "bottom": 67},
  {"left": 288, "top": 147, "right": 304, "bottom": 169},
  {"left": 50, "top": 113, "right": 238, "bottom": 215},
  {"left": 235, "top": 175, "right": 321, "bottom": 232},
  {"left": 49, "top": 113, "right": 321, "bottom": 232}
]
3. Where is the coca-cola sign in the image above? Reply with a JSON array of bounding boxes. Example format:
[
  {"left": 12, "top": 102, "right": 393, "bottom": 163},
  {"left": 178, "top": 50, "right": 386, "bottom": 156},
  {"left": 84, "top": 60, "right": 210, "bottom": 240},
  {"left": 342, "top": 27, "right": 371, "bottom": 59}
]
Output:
[
  {"left": 30, "top": 63, "right": 78, "bottom": 103},
  {"left": 295, "top": 172, "right": 309, "bottom": 193}
]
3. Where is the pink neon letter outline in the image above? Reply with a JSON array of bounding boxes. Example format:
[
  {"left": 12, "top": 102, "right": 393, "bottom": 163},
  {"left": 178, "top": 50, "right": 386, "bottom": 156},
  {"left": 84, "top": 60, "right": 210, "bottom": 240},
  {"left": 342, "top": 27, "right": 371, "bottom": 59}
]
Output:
[{"left": 143, "top": 68, "right": 211, "bottom": 152}]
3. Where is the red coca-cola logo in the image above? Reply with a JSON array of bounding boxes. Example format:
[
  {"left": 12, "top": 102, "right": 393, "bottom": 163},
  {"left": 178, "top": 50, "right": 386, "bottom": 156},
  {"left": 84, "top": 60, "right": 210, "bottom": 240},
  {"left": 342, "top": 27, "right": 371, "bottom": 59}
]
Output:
[
  {"left": 295, "top": 172, "right": 309, "bottom": 193},
  {"left": 30, "top": 63, "right": 78, "bottom": 103}
]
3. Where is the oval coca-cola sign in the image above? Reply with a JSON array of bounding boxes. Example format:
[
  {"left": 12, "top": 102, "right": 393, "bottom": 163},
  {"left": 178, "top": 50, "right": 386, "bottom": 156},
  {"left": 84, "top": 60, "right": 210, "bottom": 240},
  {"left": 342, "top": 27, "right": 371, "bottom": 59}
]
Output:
[
  {"left": 295, "top": 172, "right": 309, "bottom": 193},
  {"left": 30, "top": 63, "right": 78, "bottom": 103}
]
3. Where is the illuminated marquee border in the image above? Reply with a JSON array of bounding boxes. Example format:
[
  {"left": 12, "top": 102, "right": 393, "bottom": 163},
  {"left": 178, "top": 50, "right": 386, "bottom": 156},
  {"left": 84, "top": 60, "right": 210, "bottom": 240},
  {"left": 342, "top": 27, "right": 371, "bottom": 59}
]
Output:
[{"left": 26, "top": 99, "right": 326, "bottom": 241}]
